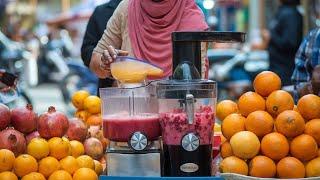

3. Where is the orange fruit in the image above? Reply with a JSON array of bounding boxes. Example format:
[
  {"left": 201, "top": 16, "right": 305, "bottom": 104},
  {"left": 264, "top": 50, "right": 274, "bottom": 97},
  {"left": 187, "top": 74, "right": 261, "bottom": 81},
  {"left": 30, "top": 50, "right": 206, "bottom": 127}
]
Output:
[
  {"left": 76, "top": 155, "right": 95, "bottom": 169},
  {"left": 73, "top": 167, "right": 98, "bottom": 180},
  {"left": 83, "top": 96, "right": 101, "bottom": 114},
  {"left": 297, "top": 94, "right": 320, "bottom": 120},
  {"left": 219, "top": 156, "right": 248, "bottom": 175},
  {"left": 0, "top": 171, "right": 18, "bottom": 180},
  {"left": 293, "top": 105, "right": 300, "bottom": 113},
  {"left": 13, "top": 154, "right": 38, "bottom": 177},
  {"left": 275, "top": 110, "right": 305, "bottom": 138},
  {"left": 21, "top": 172, "right": 45, "bottom": 180},
  {"left": 230, "top": 131, "right": 260, "bottom": 159},
  {"left": 290, "top": 134, "right": 318, "bottom": 162},
  {"left": 60, "top": 156, "right": 79, "bottom": 175},
  {"left": 220, "top": 141, "right": 233, "bottom": 158},
  {"left": 72, "top": 90, "right": 90, "bottom": 110},
  {"left": 94, "top": 160, "right": 103, "bottom": 175},
  {"left": 48, "top": 137, "right": 71, "bottom": 160},
  {"left": 266, "top": 90, "right": 294, "bottom": 117},
  {"left": 221, "top": 135, "right": 227, "bottom": 144},
  {"left": 221, "top": 113, "right": 246, "bottom": 140},
  {"left": 245, "top": 111, "right": 274, "bottom": 138},
  {"left": 253, "top": 71, "right": 282, "bottom": 97},
  {"left": 319, "top": 149, "right": 320, "bottom": 157},
  {"left": 216, "top": 100, "right": 239, "bottom": 121},
  {"left": 48, "top": 170, "right": 72, "bottom": 180},
  {"left": 0, "top": 149, "right": 15, "bottom": 172},
  {"left": 74, "top": 110, "right": 91, "bottom": 121},
  {"left": 86, "top": 114, "right": 102, "bottom": 126},
  {"left": 261, "top": 132, "right": 289, "bottom": 161},
  {"left": 249, "top": 155, "right": 276, "bottom": 178},
  {"left": 70, "top": 140, "right": 85, "bottom": 158},
  {"left": 305, "top": 119, "right": 320, "bottom": 146},
  {"left": 38, "top": 156, "right": 60, "bottom": 178},
  {"left": 27, "top": 138, "right": 49, "bottom": 160},
  {"left": 238, "top": 91, "right": 265, "bottom": 117},
  {"left": 306, "top": 157, "right": 320, "bottom": 177},
  {"left": 277, "top": 157, "right": 305, "bottom": 178}
]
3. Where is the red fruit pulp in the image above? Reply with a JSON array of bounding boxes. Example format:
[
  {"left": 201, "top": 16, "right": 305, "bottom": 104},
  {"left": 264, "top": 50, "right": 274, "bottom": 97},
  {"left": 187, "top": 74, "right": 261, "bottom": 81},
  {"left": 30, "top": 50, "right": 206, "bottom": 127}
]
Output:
[{"left": 159, "top": 106, "right": 214, "bottom": 145}]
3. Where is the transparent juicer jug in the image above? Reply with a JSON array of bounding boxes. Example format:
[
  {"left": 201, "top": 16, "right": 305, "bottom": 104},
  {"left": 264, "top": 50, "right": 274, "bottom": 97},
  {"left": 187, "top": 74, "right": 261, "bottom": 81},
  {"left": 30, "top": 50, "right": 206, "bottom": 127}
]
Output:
[
  {"left": 101, "top": 82, "right": 160, "bottom": 145},
  {"left": 100, "top": 82, "right": 162, "bottom": 176},
  {"left": 157, "top": 80, "right": 216, "bottom": 176}
]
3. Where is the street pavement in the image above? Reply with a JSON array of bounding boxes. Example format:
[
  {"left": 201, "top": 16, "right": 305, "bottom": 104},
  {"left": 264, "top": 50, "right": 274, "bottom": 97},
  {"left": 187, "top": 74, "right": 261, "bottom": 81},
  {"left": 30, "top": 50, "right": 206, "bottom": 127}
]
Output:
[{"left": 25, "top": 83, "right": 74, "bottom": 116}]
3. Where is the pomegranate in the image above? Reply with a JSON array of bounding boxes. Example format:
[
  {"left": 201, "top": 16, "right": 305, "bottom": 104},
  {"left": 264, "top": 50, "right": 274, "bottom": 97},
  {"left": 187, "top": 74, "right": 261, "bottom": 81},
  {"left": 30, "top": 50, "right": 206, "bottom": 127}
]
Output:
[
  {"left": 0, "top": 103, "right": 11, "bottom": 130},
  {"left": 0, "top": 128, "right": 26, "bottom": 156},
  {"left": 84, "top": 137, "right": 104, "bottom": 160},
  {"left": 88, "top": 126, "right": 101, "bottom": 138},
  {"left": 26, "top": 131, "right": 40, "bottom": 144},
  {"left": 37, "top": 106, "right": 69, "bottom": 139},
  {"left": 66, "top": 118, "right": 88, "bottom": 142},
  {"left": 11, "top": 104, "right": 38, "bottom": 134}
]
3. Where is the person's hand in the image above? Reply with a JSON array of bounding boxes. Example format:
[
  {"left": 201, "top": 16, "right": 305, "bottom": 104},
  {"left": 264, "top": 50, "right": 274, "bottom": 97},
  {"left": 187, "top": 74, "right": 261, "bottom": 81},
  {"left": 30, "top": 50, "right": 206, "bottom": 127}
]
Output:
[
  {"left": 261, "top": 29, "right": 271, "bottom": 43},
  {"left": 90, "top": 45, "right": 128, "bottom": 79},
  {"left": 100, "top": 45, "right": 129, "bottom": 69}
]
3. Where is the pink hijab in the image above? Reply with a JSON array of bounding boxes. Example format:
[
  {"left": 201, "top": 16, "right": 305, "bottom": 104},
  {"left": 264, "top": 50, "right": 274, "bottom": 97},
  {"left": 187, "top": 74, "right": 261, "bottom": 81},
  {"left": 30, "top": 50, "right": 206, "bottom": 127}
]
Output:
[{"left": 128, "top": 0, "right": 208, "bottom": 78}]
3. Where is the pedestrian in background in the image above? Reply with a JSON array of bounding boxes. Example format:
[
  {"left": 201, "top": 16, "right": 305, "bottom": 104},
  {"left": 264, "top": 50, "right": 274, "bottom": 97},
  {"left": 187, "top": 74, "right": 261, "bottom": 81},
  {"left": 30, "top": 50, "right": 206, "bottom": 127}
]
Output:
[
  {"left": 81, "top": 0, "right": 122, "bottom": 91},
  {"left": 291, "top": 28, "right": 320, "bottom": 98},
  {"left": 260, "top": 0, "right": 303, "bottom": 86}
]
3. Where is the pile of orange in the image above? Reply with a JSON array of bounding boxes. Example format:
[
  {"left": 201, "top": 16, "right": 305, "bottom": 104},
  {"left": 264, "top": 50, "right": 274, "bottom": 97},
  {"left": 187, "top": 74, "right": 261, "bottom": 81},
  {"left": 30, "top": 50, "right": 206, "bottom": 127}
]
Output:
[
  {"left": 0, "top": 137, "right": 103, "bottom": 180},
  {"left": 72, "top": 90, "right": 102, "bottom": 126},
  {"left": 219, "top": 71, "right": 320, "bottom": 178}
]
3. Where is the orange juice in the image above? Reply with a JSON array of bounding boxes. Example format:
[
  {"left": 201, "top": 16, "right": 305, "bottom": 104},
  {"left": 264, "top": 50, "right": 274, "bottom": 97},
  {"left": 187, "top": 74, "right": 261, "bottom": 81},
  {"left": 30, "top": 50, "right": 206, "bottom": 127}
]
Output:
[{"left": 110, "top": 57, "right": 163, "bottom": 83}]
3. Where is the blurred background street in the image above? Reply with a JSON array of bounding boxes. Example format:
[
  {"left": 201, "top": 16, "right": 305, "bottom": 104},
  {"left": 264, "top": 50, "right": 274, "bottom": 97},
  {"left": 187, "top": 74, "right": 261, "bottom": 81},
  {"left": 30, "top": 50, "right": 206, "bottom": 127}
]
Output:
[{"left": 27, "top": 84, "right": 67, "bottom": 114}]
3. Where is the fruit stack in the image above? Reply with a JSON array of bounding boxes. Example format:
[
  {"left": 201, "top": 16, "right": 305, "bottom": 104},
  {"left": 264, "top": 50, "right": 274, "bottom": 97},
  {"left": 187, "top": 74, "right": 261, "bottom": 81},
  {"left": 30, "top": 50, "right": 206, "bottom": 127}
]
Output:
[
  {"left": 72, "top": 90, "right": 102, "bottom": 127},
  {"left": 218, "top": 71, "right": 320, "bottom": 179},
  {"left": 0, "top": 137, "right": 102, "bottom": 180},
  {"left": 71, "top": 90, "right": 108, "bottom": 159},
  {"left": 0, "top": 103, "right": 105, "bottom": 180}
]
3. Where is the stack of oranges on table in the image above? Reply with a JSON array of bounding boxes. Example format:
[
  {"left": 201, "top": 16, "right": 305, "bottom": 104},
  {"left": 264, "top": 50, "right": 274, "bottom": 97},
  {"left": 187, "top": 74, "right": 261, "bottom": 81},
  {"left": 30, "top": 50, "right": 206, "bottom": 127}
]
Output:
[
  {"left": 218, "top": 71, "right": 320, "bottom": 179},
  {"left": 72, "top": 90, "right": 102, "bottom": 126},
  {"left": 0, "top": 136, "right": 103, "bottom": 180}
]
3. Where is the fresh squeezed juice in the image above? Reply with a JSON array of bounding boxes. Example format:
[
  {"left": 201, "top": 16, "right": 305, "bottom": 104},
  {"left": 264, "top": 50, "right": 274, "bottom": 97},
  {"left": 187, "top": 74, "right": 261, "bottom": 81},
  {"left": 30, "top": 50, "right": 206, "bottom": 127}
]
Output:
[
  {"left": 160, "top": 106, "right": 214, "bottom": 176},
  {"left": 103, "top": 113, "right": 161, "bottom": 142}
]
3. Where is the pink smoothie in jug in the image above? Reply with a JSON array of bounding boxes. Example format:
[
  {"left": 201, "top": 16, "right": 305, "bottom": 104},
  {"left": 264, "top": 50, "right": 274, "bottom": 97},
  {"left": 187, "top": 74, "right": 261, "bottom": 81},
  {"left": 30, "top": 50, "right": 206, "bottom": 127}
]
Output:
[{"left": 103, "top": 113, "right": 161, "bottom": 142}]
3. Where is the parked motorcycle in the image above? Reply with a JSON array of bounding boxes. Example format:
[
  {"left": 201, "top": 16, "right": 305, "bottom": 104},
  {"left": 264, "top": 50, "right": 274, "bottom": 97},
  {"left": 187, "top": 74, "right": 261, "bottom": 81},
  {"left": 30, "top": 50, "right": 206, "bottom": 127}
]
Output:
[
  {"left": 37, "top": 33, "right": 70, "bottom": 84},
  {"left": 208, "top": 46, "right": 269, "bottom": 100},
  {"left": 0, "top": 31, "right": 33, "bottom": 107},
  {"left": 36, "top": 28, "right": 98, "bottom": 109}
]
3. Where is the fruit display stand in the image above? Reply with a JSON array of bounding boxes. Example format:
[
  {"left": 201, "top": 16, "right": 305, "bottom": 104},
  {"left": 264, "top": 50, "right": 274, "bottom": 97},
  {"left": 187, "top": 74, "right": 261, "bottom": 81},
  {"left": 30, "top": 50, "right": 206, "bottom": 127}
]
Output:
[{"left": 221, "top": 173, "right": 320, "bottom": 180}]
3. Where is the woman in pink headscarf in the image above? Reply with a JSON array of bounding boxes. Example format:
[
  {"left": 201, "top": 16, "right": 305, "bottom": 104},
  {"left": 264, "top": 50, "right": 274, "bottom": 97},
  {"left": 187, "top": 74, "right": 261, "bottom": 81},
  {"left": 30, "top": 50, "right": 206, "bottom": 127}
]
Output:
[{"left": 90, "top": 0, "right": 208, "bottom": 80}]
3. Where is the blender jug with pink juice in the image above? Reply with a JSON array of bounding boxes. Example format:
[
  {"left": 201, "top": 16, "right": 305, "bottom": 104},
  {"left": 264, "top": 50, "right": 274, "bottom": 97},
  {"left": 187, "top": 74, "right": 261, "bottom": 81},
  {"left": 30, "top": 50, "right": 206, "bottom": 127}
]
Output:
[
  {"left": 100, "top": 81, "right": 162, "bottom": 176},
  {"left": 157, "top": 80, "right": 216, "bottom": 176}
]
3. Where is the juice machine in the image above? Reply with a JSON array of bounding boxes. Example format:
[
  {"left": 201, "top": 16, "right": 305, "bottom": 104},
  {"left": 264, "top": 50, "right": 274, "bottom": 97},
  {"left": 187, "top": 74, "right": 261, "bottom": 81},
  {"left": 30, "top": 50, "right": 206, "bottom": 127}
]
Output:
[{"left": 158, "top": 31, "right": 245, "bottom": 176}]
